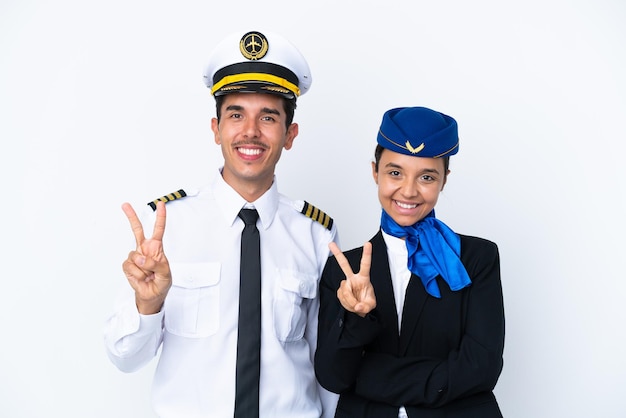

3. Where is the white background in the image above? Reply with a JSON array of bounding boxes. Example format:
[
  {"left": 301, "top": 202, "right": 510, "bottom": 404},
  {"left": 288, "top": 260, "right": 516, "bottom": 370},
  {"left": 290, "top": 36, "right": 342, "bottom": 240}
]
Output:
[{"left": 1, "top": 0, "right": 625, "bottom": 417}]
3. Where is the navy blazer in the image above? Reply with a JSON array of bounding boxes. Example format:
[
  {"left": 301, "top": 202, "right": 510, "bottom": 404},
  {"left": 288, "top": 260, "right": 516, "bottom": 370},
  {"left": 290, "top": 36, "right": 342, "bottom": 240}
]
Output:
[{"left": 315, "top": 231, "right": 505, "bottom": 418}]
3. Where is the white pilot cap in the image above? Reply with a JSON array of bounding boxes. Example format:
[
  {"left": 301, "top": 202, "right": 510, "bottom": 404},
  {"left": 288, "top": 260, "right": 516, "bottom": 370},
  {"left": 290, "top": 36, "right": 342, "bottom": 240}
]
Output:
[{"left": 202, "top": 30, "right": 312, "bottom": 100}]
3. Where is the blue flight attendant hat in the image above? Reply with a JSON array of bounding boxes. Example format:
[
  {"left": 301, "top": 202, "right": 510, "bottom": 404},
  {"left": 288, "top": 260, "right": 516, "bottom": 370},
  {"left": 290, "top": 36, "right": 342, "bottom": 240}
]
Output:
[
  {"left": 377, "top": 107, "right": 459, "bottom": 157},
  {"left": 202, "top": 30, "right": 312, "bottom": 100}
]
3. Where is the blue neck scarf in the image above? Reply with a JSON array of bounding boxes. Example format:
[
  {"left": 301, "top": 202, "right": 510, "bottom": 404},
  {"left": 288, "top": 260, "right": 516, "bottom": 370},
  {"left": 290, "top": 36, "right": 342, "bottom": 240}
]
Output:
[{"left": 380, "top": 210, "right": 471, "bottom": 298}]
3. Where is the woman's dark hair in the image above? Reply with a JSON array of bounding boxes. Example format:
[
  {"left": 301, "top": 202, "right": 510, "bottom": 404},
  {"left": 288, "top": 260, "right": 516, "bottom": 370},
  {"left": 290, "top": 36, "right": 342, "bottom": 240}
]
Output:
[
  {"left": 214, "top": 94, "right": 297, "bottom": 128},
  {"left": 373, "top": 144, "right": 450, "bottom": 173}
]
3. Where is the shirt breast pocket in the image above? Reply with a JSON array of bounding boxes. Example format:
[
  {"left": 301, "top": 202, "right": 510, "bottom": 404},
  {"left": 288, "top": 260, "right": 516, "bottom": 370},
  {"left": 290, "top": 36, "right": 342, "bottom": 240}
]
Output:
[
  {"left": 273, "top": 269, "right": 318, "bottom": 343},
  {"left": 164, "top": 262, "right": 221, "bottom": 338}
]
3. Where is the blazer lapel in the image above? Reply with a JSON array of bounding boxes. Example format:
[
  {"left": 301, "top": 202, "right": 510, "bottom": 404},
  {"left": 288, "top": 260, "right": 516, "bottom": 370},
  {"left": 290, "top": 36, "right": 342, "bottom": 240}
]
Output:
[
  {"left": 400, "top": 274, "right": 428, "bottom": 355},
  {"left": 398, "top": 273, "right": 429, "bottom": 355},
  {"left": 369, "top": 232, "right": 401, "bottom": 351}
]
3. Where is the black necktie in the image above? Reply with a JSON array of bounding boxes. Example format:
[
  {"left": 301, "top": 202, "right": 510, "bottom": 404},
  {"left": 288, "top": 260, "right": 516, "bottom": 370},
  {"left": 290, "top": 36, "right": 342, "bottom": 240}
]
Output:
[{"left": 234, "top": 208, "right": 261, "bottom": 418}]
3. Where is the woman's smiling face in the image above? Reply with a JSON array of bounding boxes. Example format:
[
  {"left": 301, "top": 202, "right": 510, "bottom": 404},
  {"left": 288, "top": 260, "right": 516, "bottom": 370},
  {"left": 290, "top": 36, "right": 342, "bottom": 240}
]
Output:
[{"left": 372, "top": 148, "right": 448, "bottom": 227}]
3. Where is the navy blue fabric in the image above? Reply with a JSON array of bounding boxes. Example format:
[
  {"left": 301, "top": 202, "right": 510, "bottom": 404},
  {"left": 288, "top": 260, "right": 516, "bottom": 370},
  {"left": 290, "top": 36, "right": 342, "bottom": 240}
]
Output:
[{"left": 377, "top": 107, "right": 459, "bottom": 158}]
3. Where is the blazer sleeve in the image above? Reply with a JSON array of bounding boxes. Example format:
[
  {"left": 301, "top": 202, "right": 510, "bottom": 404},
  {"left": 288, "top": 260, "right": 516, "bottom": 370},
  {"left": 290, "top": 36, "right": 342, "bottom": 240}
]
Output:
[
  {"left": 354, "top": 237, "right": 505, "bottom": 408},
  {"left": 314, "top": 247, "right": 384, "bottom": 394}
]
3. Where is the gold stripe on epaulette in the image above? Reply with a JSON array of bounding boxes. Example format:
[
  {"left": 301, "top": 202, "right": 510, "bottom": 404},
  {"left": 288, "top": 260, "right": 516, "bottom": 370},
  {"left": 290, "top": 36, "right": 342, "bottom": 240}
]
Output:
[
  {"left": 147, "top": 189, "right": 187, "bottom": 211},
  {"left": 301, "top": 201, "right": 333, "bottom": 230}
]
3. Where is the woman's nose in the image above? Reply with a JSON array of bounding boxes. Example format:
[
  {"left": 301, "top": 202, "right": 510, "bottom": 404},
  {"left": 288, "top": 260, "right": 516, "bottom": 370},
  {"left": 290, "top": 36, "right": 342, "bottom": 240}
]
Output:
[{"left": 400, "top": 180, "right": 418, "bottom": 198}]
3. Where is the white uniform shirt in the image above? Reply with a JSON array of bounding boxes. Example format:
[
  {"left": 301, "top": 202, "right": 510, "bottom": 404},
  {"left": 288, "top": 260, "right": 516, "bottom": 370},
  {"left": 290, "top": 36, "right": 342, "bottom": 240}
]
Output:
[
  {"left": 104, "top": 169, "right": 339, "bottom": 418},
  {"left": 382, "top": 231, "right": 412, "bottom": 418}
]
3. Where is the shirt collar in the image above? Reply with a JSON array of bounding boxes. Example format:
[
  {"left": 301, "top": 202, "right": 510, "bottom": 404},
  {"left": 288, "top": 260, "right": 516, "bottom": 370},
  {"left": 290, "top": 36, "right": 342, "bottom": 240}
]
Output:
[
  {"left": 381, "top": 229, "right": 408, "bottom": 256},
  {"left": 211, "top": 167, "right": 279, "bottom": 230}
]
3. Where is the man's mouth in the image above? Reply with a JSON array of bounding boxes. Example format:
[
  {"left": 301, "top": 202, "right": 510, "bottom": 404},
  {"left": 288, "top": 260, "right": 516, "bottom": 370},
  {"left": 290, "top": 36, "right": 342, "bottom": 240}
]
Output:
[{"left": 237, "top": 147, "right": 263, "bottom": 156}]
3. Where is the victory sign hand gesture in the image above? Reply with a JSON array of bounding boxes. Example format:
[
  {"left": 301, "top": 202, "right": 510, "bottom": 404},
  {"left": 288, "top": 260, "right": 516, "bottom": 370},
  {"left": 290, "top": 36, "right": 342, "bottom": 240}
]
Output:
[
  {"left": 121, "top": 201, "right": 172, "bottom": 315},
  {"left": 329, "top": 241, "right": 376, "bottom": 317}
]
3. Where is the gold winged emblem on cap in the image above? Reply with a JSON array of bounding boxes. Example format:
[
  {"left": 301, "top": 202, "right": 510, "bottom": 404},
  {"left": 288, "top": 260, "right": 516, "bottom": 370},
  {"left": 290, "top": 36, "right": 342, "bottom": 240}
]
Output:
[
  {"left": 240, "top": 32, "right": 269, "bottom": 60},
  {"left": 406, "top": 141, "right": 425, "bottom": 154}
]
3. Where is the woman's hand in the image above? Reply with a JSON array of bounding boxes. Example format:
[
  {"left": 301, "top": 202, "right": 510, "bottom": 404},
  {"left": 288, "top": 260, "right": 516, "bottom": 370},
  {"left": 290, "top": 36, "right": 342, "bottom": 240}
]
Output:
[{"left": 329, "top": 241, "right": 376, "bottom": 317}]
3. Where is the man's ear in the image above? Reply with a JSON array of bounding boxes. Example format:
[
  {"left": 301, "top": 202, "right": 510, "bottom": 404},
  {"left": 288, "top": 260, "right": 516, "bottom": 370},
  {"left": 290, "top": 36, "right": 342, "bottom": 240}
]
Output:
[
  {"left": 371, "top": 161, "right": 378, "bottom": 184},
  {"left": 211, "top": 118, "right": 220, "bottom": 145},
  {"left": 284, "top": 123, "right": 299, "bottom": 150}
]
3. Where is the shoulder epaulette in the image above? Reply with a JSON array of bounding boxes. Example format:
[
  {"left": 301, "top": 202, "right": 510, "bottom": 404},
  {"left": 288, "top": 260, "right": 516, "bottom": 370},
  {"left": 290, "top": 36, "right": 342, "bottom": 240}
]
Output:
[
  {"left": 147, "top": 189, "right": 187, "bottom": 211},
  {"left": 300, "top": 200, "right": 334, "bottom": 231}
]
